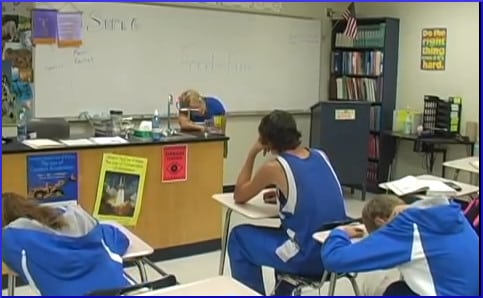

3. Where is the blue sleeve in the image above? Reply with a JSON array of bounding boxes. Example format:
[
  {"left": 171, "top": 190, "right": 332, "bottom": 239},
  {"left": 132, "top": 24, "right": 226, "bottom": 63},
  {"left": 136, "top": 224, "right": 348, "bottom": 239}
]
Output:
[
  {"left": 2, "top": 229, "right": 27, "bottom": 281},
  {"left": 99, "top": 224, "right": 130, "bottom": 256},
  {"left": 321, "top": 221, "right": 413, "bottom": 273},
  {"left": 206, "top": 97, "right": 226, "bottom": 115}
]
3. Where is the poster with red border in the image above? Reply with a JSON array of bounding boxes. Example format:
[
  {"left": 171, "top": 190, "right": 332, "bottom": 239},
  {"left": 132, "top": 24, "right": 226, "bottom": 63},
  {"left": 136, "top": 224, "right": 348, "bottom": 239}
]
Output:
[{"left": 162, "top": 145, "right": 188, "bottom": 183}]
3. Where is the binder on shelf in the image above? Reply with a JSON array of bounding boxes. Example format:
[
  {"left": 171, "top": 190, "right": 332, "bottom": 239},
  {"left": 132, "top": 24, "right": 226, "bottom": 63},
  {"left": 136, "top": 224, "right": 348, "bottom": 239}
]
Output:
[{"left": 370, "top": 106, "right": 381, "bottom": 131}]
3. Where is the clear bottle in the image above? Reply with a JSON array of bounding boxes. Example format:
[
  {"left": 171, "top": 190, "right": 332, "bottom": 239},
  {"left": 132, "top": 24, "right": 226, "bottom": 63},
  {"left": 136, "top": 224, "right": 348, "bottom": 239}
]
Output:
[
  {"left": 474, "top": 139, "right": 479, "bottom": 157},
  {"left": 16, "top": 107, "right": 27, "bottom": 142},
  {"left": 151, "top": 109, "right": 162, "bottom": 141},
  {"left": 404, "top": 113, "right": 413, "bottom": 135}
]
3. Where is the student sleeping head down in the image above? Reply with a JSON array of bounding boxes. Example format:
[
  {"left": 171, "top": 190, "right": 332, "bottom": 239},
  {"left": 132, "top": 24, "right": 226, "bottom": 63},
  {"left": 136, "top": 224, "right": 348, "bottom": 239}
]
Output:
[{"left": 2, "top": 192, "right": 132, "bottom": 296}]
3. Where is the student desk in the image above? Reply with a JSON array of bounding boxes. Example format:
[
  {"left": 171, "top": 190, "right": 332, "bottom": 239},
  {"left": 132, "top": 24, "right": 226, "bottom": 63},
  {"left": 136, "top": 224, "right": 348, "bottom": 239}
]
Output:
[
  {"left": 212, "top": 190, "right": 279, "bottom": 275},
  {"left": 137, "top": 276, "right": 261, "bottom": 296},
  {"left": 4, "top": 221, "right": 159, "bottom": 296},
  {"left": 312, "top": 226, "right": 364, "bottom": 296},
  {"left": 443, "top": 156, "right": 479, "bottom": 183},
  {"left": 384, "top": 131, "right": 474, "bottom": 180},
  {"left": 2, "top": 132, "right": 228, "bottom": 278},
  {"left": 379, "top": 174, "right": 479, "bottom": 201}
]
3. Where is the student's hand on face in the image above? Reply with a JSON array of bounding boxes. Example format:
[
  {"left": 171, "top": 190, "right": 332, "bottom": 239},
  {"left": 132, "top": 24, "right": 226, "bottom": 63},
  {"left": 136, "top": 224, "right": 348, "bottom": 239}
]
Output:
[
  {"left": 250, "top": 140, "right": 268, "bottom": 156},
  {"left": 340, "top": 225, "right": 365, "bottom": 239}
]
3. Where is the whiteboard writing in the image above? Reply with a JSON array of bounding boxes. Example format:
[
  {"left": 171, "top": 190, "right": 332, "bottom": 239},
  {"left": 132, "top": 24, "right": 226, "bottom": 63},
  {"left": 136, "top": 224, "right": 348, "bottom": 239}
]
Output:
[
  {"left": 44, "top": 64, "right": 64, "bottom": 71},
  {"left": 86, "top": 11, "right": 139, "bottom": 32},
  {"left": 73, "top": 48, "right": 94, "bottom": 65},
  {"left": 181, "top": 52, "right": 252, "bottom": 74}
]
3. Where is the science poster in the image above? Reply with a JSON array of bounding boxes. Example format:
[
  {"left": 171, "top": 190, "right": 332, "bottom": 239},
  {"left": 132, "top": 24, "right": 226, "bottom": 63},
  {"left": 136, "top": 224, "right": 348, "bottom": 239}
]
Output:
[
  {"left": 27, "top": 153, "right": 78, "bottom": 204},
  {"left": 93, "top": 153, "right": 147, "bottom": 226}
]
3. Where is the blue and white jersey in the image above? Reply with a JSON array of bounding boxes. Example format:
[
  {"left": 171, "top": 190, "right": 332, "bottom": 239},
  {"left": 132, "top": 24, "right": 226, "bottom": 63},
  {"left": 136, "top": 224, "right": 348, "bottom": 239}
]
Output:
[
  {"left": 2, "top": 205, "right": 132, "bottom": 296},
  {"left": 322, "top": 197, "right": 479, "bottom": 296},
  {"left": 274, "top": 149, "right": 347, "bottom": 262}
]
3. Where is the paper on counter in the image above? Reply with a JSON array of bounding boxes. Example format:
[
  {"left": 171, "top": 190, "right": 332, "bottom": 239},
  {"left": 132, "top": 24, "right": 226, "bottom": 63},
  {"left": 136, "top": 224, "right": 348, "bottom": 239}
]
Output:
[
  {"left": 59, "top": 139, "right": 95, "bottom": 146},
  {"left": 23, "top": 139, "right": 64, "bottom": 149}
]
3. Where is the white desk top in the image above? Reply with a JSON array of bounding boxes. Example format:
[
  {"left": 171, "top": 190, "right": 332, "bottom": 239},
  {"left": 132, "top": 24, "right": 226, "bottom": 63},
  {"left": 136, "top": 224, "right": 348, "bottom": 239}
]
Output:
[
  {"left": 137, "top": 276, "right": 261, "bottom": 296},
  {"left": 212, "top": 189, "right": 279, "bottom": 219},
  {"left": 312, "top": 224, "right": 366, "bottom": 244},
  {"left": 443, "top": 156, "right": 479, "bottom": 174},
  {"left": 102, "top": 221, "right": 154, "bottom": 259},
  {"left": 379, "top": 175, "right": 479, "bottom": 199}
]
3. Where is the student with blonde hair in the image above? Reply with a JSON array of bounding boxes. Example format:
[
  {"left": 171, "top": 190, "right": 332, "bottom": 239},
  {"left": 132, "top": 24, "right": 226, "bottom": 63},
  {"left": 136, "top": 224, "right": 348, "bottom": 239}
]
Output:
[
  {"left": 322, "top": 195, "right": 479, "bottom": 296},
  {"left": 177, "top": 89, "right": 226, "bottom": 131},
  {"left": 2, "top": 193, "right": 132, "bottom": 296}
]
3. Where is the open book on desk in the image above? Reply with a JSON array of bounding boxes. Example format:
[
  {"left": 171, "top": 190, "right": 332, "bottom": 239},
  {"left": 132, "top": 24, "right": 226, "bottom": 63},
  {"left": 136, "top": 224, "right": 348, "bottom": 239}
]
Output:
[{"left": 384, "top": 176, "right": 457, "bottom": 197}]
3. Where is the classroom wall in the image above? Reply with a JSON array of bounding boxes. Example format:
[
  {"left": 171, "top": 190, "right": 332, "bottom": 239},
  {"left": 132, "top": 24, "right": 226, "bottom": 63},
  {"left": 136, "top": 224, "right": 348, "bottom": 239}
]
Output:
[
  {"left": 2, "top": 2, "right": 346, "bottom": 186},
  {"left": 4, "top": 2, "right": 477, "bottom": 186},
  {"left": 356, "top": 2, "right": 479, "bottom": 182}
]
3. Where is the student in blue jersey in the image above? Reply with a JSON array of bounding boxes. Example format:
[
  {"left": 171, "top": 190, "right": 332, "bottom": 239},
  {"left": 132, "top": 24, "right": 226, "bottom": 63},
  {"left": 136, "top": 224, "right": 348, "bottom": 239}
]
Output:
[
  {"left": 228, "top": 110, "right": 348, "bottom": 295},
  {"left": 2, "top": 193, "right": 133, "bottom": 296},
  {"left": 177, "top": 89, "right": 226, "bottom": 131},
  {"left": 322, "top": 195, "right": 479, "bottom": 296}
]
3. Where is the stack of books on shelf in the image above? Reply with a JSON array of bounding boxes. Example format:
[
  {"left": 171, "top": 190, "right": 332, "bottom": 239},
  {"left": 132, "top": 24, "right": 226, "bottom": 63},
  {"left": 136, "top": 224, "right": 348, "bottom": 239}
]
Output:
[
  {"left": 331, "top": 51, "right": 384, "bottom": 76},
  {"left": 334, "top": 23, "right": 386, "bottom": 48},
  {"left": 370, "top": 105, "right": 381, "bottom": 131},
  {"left": 368, "top": 134, "right": 380, "bottom": 160},
  {"left": 330, "top": 76, "right": 383, "bottom": 102},
  {"left": 367, "top": 161, "right": 379, "bottom": 184}
]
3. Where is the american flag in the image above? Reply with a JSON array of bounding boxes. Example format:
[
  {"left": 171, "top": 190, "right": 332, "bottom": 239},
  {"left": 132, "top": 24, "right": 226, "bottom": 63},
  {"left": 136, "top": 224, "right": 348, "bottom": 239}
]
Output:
[{"left": 342, "top": 2, "right": 358, "bottom": 39}]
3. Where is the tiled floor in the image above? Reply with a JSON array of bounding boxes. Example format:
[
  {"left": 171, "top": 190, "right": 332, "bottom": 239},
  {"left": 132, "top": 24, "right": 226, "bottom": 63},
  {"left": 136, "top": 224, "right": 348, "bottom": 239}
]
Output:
[{"left": 2, "top": 191, "right": 373, "bottom": 296}]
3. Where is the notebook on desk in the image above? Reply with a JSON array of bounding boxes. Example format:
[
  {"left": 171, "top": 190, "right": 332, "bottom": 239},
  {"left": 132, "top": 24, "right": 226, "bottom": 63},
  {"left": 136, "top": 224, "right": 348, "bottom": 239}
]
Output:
[{"left": 385, "top": 176, "right": 457, "bottom": 197}]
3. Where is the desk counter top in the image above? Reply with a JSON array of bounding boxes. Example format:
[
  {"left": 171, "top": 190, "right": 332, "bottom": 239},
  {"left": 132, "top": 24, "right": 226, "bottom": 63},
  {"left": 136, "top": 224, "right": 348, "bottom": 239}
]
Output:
[{"left": 2, "top": 132, "right": 228, "bottom": 154}]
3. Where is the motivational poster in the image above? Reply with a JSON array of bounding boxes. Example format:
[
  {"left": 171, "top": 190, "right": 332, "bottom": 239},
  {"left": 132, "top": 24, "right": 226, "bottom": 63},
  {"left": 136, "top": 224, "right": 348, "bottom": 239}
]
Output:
[
  {"left": 162, "top": 145, "right": 188, "bottom": 183},
  {"left": 420, "top": 28, "right": 447, "bottom": 71},
  {"left": 93, "top": 153, "right": 147, "bottom": 226},
  {"left": 27, "top": 153, "right": 78, "bottom": 204}
]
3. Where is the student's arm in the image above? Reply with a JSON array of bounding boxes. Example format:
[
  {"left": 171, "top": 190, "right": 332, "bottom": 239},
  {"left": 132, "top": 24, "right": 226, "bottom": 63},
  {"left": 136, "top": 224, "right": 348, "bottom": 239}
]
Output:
[
  {"left": 234, "top": 152, "right": 279, "bottom": 204},
  {"left": 178, "top": 112, "right": 204, "bottom": 131},
  {"left": 100, "top": 224, "right": 130, "bottom": 256},
  {"left": 321, "top": 221, "right": 413, "bottom": 273},
  {"left": 2, "top": 230, "right": 25, "bottom": 279}
]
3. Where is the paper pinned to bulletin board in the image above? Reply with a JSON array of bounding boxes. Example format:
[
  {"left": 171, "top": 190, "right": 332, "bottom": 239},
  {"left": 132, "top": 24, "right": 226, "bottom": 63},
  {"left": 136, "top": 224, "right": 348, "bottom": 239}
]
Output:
[
  {"left": 27, "top": 152, "right": 79, "bottom": 205},
  {"left": 162, "top": 145, "right": 188, "bottom": 183},
  {"left": 420, "top": 28, "right": 447, "bottom": 71},
  {"left": 93, "top": 153, "right": 148, "bottom": 226},
  {"left": 2, "top": 2, "right": 34, "bottom": 125}
]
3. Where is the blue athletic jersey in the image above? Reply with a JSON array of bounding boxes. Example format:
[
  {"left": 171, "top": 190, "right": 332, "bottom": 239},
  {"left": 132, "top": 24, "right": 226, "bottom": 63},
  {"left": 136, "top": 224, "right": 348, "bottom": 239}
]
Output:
[
  {"left": 190, "top": 97, "right": 226, "bottom": 123},
  {"left": 2, "top": 206, "right": 131, "bottom": 296},
  {"left": 274, "top": 149, "right": 347, "bottom": 262},
  {"left": 322, "top": 197, "right": 479, "bottom": 296}
]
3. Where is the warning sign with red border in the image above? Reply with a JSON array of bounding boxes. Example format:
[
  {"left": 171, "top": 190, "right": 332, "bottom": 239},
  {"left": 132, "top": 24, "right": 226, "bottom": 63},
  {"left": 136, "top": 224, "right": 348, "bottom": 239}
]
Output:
[{"left": 162, "top": 145, "right": 188, "bottom": 183}]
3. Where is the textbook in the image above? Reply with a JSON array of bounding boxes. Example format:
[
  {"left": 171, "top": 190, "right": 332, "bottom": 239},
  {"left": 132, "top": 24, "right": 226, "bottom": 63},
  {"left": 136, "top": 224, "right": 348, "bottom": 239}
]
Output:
[{"left": 385, "top": 176, "right": 457, "bottom": 197}]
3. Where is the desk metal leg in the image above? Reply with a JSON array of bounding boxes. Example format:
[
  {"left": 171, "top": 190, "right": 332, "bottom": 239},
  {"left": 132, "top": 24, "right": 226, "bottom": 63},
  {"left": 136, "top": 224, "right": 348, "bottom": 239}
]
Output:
[
  {"left": 453, "top": 169, "right": 460, "bottom": 181},
  {"left": 219, "top": 208, "right": 233, "bottom": 275},
  {"left": 327, "top": 273, "right": 337, "bottom": 296},
  {"left": 7, "top": 274, "right": 15, "bottom": 296},
  {"left": 135, "top": 259, "right": 148, "bottom": 283}
]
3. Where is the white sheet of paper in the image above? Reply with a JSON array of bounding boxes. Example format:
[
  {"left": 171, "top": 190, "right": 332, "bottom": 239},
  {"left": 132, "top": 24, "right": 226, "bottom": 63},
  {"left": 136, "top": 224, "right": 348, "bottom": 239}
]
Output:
[
  {"left": 23, "top": 139, "right": 64, "bottom": 149},
  {"left": 59, "top": 139, "right": 95, "bottom": 146},
  {"left": 89, "top": 137, "right": 128, "bottom": 145}
]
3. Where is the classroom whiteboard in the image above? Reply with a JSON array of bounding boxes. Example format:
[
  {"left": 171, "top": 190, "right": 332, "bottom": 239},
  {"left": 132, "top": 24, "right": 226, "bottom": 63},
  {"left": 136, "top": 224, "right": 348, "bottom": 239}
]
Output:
[{"left": 34, "top": 2, "right": 321, "bottom": 117}]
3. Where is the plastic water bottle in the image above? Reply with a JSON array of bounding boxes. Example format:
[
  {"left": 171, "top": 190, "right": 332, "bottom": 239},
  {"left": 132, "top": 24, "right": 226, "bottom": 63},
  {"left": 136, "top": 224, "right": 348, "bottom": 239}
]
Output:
[
  {"left": 404, "top": 114, "right": 413, "bottom": 135},
  {"left": 474, "top": 140, "right": 479, "bottom": 157},
  {"left": 16, "top": 108, "right": 27, "bottom": 142},
  {"left": 151, "top": 109, "right": 162, "bottom": 141}
]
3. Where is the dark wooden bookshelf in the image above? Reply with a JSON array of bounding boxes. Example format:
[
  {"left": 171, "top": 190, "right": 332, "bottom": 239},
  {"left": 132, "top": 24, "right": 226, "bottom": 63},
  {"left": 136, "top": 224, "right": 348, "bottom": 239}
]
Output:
[{"left": 328, "top": 17, "right": 400, "bottom": 194}]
